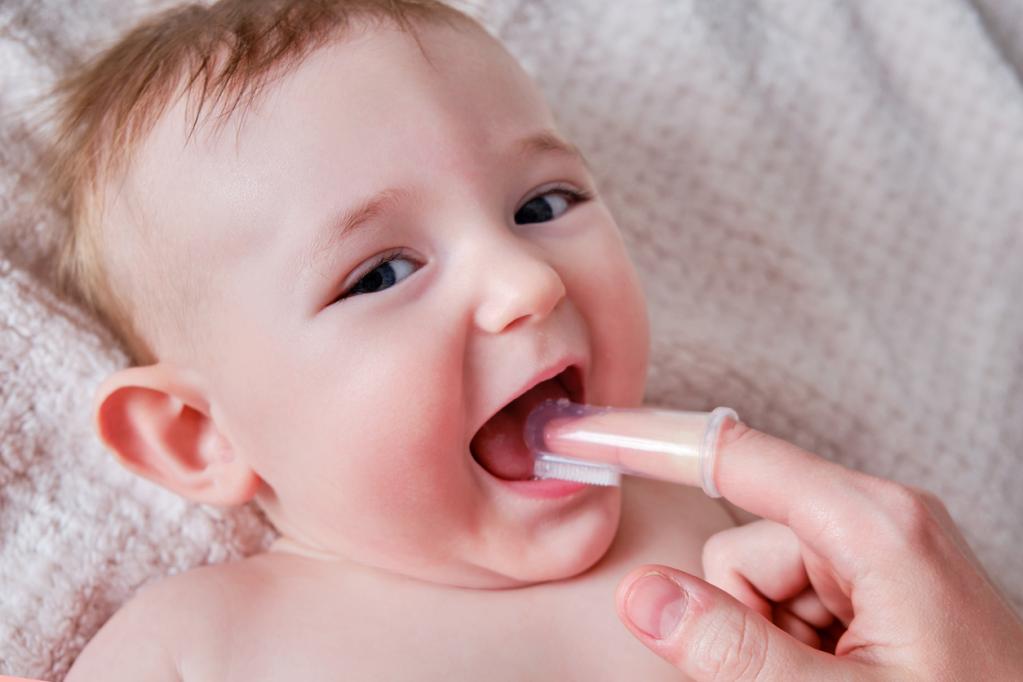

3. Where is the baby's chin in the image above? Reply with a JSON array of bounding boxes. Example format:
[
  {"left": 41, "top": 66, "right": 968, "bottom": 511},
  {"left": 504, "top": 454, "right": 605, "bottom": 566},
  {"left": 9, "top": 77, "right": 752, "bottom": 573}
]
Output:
[
  {"left": 488, "top": 536, "right": 619, "bottom": 590},
  {"left": 462, "top": 490, "right": 624, "bottom": 589}
]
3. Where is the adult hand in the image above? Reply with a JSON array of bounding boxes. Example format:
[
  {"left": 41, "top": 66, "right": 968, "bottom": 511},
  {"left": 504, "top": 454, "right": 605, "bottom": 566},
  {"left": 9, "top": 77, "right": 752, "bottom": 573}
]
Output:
[{"left": 615, "top": 418, "right": 1023, "bottom": 680}]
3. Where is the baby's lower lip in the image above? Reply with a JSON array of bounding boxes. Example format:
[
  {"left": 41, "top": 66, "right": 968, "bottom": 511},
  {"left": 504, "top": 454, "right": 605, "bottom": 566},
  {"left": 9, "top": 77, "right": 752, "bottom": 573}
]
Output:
[{"left": 490, "top": 475, "right": 589, "bottom": 499}]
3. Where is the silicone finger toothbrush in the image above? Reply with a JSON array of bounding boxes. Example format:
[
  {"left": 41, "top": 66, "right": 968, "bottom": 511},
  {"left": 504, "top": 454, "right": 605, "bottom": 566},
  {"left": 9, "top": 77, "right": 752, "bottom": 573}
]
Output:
[{"left": 524, "top": 399, "right": 739, "bottom": 497}]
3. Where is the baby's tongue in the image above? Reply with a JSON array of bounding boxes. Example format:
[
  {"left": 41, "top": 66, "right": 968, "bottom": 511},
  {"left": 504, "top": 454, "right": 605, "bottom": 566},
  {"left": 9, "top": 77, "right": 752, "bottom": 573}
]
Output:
[{"left": 471, "top": 377, "right": 569, "bottom": 480}]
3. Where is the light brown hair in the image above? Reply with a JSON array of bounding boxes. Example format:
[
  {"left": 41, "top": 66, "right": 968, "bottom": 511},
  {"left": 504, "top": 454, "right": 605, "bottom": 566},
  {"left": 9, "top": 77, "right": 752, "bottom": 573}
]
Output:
[{"left": 47, "top": 0, "right": 467, "bottom": 366}]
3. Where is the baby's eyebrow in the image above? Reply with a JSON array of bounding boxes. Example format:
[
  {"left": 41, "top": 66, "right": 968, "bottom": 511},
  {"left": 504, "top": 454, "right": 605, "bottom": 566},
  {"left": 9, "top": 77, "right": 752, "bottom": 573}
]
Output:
[
  {"left": 515, "top": 130, "right": 590, "bottom": 169},
  {"left": 297, "top": 187, "right": 410, "bottom": 286},
  {"left": 297, "top": 130, "right": 588, "bottom": 287}
]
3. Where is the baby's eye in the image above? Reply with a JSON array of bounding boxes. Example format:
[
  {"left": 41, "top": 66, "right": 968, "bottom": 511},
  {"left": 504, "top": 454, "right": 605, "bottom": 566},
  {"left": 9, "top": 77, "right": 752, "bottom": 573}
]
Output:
[
  {"left": 514, "top": 188, "right": 590, "bottom": 225},
  {"left": 336, "top": 251, "right": 417, "bottom": 303}
]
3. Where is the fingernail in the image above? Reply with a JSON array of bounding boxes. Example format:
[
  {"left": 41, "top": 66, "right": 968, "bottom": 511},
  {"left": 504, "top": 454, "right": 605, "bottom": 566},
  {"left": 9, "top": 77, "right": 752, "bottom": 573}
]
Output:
[{"left": 625, "top": 572, "right": 687, "bottom": 639}]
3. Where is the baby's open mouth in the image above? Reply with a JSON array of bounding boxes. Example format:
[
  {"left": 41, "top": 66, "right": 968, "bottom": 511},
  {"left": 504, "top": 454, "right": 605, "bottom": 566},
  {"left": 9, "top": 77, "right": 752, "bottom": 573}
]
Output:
[{"left": 470, "top": 365, "right": 585, "bottom": 481}]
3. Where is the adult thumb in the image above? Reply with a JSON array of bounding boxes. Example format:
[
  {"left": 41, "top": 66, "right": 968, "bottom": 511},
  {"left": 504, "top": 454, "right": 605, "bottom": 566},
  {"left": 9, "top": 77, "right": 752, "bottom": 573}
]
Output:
[{"left": 615, "top": 565, "right": 866, "bottom": 681}]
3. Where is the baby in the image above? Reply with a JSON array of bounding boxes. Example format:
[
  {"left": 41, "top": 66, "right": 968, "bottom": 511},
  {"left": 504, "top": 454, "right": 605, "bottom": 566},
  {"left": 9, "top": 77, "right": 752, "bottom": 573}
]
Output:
[{"left": 55, "top": 1, "right": 737, "bottom": 679}]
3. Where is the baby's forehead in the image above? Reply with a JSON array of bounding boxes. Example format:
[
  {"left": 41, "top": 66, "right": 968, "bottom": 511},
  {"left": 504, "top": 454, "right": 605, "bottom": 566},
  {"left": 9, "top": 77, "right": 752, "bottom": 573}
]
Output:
[
  {"left": 121, "top": 19, "right": 553, "bottom": 240},
  {"left": 152, "top": 19, "right": 514, "bottom": 146}
]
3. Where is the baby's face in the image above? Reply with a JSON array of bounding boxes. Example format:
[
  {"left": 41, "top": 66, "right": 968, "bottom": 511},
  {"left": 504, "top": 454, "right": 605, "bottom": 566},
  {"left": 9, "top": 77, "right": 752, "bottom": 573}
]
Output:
[{"left": 127, "top": 19, "right": 649, "bottom": 588}]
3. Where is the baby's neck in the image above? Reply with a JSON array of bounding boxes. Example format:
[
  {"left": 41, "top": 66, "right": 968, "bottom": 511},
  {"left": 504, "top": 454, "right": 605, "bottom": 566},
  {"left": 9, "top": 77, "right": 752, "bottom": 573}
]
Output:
[{"left": 268, "top": 535, "right": 342, "bottom": 562}]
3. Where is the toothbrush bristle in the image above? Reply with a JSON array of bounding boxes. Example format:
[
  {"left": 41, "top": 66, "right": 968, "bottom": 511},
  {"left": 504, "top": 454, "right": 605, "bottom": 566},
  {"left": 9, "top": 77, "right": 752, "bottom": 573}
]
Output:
[{"left": 533, "top": 457, "right": 621, "bottom": 487}]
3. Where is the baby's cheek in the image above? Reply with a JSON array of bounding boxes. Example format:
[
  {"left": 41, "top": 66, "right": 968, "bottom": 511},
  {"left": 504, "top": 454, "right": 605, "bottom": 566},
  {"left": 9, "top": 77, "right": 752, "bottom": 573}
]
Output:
[
  {"left": 336, "top": 382, "right": 472, "bottom": 516},
  {"left": 577, "top": 234, "right": 651, "bottom": 403},
  {"left": 330, "top": 451, "right": 473, "bottom": 561}
]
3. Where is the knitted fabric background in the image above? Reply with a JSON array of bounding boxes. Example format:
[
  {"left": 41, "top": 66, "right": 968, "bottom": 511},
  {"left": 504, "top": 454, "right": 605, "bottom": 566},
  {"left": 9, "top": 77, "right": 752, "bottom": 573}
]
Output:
[{"left": 2, "top": 0, "right": 1021, "bottom": 677}]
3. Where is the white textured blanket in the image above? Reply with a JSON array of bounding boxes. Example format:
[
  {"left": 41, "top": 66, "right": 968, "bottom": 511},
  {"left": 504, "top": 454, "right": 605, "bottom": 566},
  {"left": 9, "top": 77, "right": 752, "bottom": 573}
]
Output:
[{"left": 2, "top": 0, "right": 1021, "bottom": 678}]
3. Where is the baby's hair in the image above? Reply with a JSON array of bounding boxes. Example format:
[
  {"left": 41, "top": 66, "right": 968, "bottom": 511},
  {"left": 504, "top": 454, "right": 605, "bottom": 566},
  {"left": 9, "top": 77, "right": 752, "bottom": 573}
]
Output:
[{"left": 46, "top": 0, "right": 468, "bottom": 366}]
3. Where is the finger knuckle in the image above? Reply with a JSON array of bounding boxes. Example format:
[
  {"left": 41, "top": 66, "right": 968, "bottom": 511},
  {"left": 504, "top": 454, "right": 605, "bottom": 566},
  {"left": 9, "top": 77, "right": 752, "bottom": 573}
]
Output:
[
  {"left": 717, "top": 419, "right": 759, "bottom": 453},
  {"left": 691, "top": 607, "right": 769, "bottom": 682},
  {"left": 913, "top": 486, "right": 948, "bottom": 514},
  {"left": 701, "top": 529, "right": 737, "bottom": 570},
  {"left": 868, "top": 479, "right": 941, "bottom": 550}
]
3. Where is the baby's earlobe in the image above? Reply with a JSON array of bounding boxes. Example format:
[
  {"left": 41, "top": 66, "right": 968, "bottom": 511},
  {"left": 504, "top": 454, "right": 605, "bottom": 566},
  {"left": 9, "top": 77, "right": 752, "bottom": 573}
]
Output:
[
  {"left": 204, "top": 456, "right": 262, "bottom": 507},
  {"left": 213, "top": 432, "right": 235, "bottom": 463}
]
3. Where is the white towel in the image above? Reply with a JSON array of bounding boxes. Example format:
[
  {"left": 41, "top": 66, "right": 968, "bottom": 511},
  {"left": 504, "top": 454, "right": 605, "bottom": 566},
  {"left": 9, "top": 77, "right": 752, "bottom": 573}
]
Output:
[{"left": 2, "top": 0, "right": 1021, "bottom": 678}]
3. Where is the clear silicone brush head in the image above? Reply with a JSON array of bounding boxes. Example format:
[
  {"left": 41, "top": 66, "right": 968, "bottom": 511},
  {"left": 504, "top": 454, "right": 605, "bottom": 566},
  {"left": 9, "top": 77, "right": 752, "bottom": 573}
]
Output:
[
  {"left": 524, "top": 398, "right": 739, "bottom": 497},
  {"left": 527, "top": 399, "right": 624, "bottom": 487}
]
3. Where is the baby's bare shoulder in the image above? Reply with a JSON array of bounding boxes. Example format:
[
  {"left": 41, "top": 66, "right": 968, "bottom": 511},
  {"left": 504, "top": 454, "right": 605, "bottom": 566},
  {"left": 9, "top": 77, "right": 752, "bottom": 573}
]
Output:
[
  {"left": 66, "top": 558, "right": 262, "bottom": 682},
  {"left": 64, "top": 572, "right": 194, "bottom": 681}
]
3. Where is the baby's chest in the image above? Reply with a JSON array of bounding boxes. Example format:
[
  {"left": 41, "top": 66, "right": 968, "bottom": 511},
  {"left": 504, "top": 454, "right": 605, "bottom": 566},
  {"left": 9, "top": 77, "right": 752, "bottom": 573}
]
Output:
[{"left": 205, "top": 584, "right": 688, "bottom": 682}]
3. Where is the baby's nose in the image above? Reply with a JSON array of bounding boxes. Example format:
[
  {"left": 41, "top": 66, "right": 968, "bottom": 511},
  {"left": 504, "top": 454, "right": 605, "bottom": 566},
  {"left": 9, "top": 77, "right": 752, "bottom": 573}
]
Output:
[{"left": 471, "top": 237, "right": 566, "bottom": 334}]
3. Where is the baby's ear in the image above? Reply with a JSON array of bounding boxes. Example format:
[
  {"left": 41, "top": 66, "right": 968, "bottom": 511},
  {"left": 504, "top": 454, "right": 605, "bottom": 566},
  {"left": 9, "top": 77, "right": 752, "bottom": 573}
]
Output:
[{"left": 92, "top": 364, "right": 261, "bottom": 507}]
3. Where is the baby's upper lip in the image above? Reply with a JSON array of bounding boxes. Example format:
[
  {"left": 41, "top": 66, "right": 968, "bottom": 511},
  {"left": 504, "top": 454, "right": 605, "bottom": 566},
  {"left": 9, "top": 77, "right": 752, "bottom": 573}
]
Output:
[{"left": 473, "top": 355, "right": 586, "bottom": 439}]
